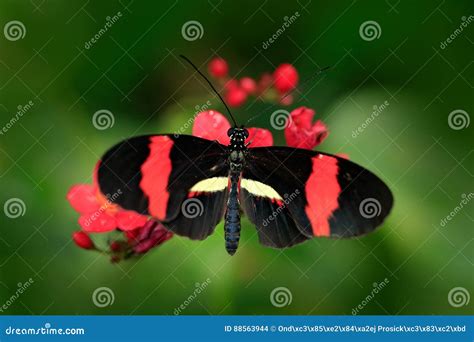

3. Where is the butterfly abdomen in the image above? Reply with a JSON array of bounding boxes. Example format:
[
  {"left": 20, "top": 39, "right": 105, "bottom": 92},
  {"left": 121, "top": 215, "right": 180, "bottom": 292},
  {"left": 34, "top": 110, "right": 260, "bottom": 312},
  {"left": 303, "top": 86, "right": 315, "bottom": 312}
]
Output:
[{"left": 224, "top": 170, "right": 241, "bottom": 255}]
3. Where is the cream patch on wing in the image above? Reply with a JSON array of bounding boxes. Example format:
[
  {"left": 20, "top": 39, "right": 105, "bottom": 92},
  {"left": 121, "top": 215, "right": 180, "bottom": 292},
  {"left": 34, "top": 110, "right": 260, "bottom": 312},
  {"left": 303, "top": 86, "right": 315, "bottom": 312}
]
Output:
[
  {"left": 189, "top": 177, "right": 229, "bottom": 193},
  {"left": 241, "top": 179, "right": 283, "bottom": 200}
]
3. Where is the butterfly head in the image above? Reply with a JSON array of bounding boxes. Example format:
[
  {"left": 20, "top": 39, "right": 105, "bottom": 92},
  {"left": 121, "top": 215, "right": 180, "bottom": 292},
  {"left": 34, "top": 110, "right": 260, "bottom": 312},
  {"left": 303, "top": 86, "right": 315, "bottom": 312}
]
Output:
[{"left": 228, "top": 127, "right": 249, "bottom": 150}]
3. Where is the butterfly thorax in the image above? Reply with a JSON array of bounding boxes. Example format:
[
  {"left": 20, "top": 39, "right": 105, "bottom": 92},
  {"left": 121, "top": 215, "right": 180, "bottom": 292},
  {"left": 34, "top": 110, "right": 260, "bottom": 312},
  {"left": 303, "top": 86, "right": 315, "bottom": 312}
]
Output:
[
  {"left": 229, "top": 128, "right": 248, "bottom": 150},
  {"left": 228, "top": 127, "right": 248, "bottom": 172}
]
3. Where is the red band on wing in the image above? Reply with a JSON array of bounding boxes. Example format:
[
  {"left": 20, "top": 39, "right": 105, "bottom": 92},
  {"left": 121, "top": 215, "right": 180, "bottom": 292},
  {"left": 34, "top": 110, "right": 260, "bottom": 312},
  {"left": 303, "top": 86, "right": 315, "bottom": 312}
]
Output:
[
  {"left": 139, "top": 136, "right": 174, "bottom": 220},
  {"left": 304, "top": 155, "right": 341, "bottom": 236}
]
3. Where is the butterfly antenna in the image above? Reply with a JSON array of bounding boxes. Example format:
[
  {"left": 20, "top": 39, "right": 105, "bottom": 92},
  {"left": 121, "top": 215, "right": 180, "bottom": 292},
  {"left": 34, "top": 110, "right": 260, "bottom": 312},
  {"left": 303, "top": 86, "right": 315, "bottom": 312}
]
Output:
[
  {"left": 179, "top": 55, "right": 238, "bottom": 127},
  {"left": 245, "top": 65, "right": 332, "bottom": 126}
]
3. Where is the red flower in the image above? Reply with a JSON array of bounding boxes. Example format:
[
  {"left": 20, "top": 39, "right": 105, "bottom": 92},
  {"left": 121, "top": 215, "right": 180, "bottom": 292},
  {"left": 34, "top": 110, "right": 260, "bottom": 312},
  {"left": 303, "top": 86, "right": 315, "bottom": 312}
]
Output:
[
  {"left": 207, "top": 57, "right": 299, "bottom": 108},
  {"left": 192, "top": 111, "right": 273, "bottom": 148},
  {"left": 126, "top": 220, "right": 173, "bottom": 254},
  {"left": 225, "top": 86, "right": 247, "bottom": 107},
  {"left": 208, "top": 57, "right": 228, "bottom": 78},
  {"left": 240, "top": 77, "right": 257, "bottom": 94},
  {"left": 247, "top": 127, "right": 273, "bottom": 147},
  {"left": 223, "top": 78, "right": 249, "bottom": 107},
  {"left": 115, "top": 210, "right": 149, "bottom": 231},
  {"left": 72, "top": 231, "right": 95, "bottom": 250},
  {"left": 284, "top": 106, "right": 328, "bottom": 150},
  {"left": 273, "top": 63, "right": 299, "bottom": 93},
  {"left": 192, "top": 110, "right": 231, "bottom": 145},
  {"left": 68, "top": 181, "right": 174, "bottom": 261},
  {"left": 67, "top": 184, "right": 148, "bottom": 233}
]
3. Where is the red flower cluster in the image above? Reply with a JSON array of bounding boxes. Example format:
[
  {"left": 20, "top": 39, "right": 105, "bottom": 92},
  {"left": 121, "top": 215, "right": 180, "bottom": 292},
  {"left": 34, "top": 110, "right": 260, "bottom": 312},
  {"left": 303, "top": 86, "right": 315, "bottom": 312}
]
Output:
[
  {"left": 192, "top": 107, "right": 328, "bottom": 150},
  {"left": 68, "top": 57, "right": 333, "bottom": 262},
  {"left": 67, "top": 182, "right": 147, "bottom": 233},
  {"left": 68, "top": 167, "right": 173, "bottom": 262},
  {"left": 192, "top": 110, "right": 274, "bottom": 147},
  {"left": 208, "top": 57, "right": 299, "bottom": 107},
  {"left": 284, "top": 106, "right": 328, "bottom": 149}
]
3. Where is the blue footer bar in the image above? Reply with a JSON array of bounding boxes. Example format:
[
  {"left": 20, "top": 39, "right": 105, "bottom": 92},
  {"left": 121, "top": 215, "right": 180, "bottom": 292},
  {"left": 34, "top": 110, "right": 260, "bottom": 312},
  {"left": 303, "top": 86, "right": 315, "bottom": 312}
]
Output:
[{"left": 0, "top": 316, "right": 472, "bottom": 341}]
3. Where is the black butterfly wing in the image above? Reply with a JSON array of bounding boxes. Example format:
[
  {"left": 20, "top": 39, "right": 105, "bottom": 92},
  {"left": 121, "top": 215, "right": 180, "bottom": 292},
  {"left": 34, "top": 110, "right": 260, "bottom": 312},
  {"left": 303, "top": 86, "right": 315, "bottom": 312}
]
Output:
[
  {"left": 97, "top": 134, "right": 230, "bottom": 240},
  {"left": 241, "top": 146, "right": 393, "bottom": 246},
  {"left": 165, "top": 189, "right": 229, "bottom": 240},
  {"left": 240, "top": 187, "right": 310, "bottom": 248}
]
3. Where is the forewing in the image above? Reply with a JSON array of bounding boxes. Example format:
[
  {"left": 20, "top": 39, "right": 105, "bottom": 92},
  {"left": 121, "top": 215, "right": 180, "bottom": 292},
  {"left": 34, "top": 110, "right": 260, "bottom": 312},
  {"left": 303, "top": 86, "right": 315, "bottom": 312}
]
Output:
[{"left": 97, "top": 134, "right": 230, "bottom": 240}]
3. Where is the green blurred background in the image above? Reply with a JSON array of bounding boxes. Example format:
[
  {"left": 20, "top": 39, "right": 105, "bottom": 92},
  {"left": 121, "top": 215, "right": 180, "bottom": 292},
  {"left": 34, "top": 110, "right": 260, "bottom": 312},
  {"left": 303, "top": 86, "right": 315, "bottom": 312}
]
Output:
[{"left": 0, "top": 0, "right": 472, "bottom": 315}]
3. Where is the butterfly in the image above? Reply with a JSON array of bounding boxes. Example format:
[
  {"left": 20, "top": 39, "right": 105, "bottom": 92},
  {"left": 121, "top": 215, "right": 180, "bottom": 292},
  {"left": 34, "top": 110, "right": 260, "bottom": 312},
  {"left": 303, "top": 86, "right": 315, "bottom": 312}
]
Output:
[{"left": 97, "top": 56, "right": 393, "bottom": 255}]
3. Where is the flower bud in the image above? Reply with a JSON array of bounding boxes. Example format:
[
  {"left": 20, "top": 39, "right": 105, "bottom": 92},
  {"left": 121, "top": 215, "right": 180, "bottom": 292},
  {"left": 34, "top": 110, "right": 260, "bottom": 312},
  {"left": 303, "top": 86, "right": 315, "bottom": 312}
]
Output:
[
  {"left": 273, "top": 63, "right": 299, "bottom": 93},
  {"left": 240, "top": 77, "right": 257, "bottom": 94},
  {"left": 225, "top": 87, "right": 247, "bottom": 107},
  {"left": 72, "top": 231, "right": 94, "bottom": 250},
  {"left": 208, "top": 57, "right": 228, "bottom": 78}
]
